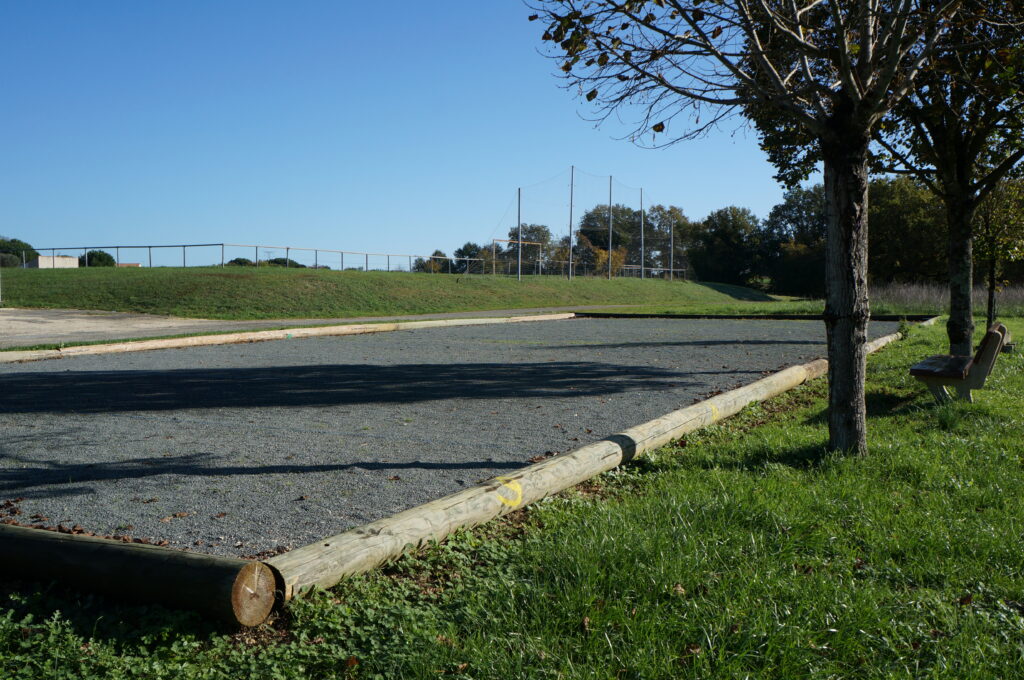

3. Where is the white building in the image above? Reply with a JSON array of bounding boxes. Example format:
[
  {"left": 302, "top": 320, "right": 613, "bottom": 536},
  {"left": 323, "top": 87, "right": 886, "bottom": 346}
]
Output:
[{"left": 27, "top": 255, "right": 79, "bottom": 269}]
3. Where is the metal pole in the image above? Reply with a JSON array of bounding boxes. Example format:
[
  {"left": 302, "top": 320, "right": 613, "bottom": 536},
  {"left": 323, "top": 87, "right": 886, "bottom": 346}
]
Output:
[
  {"left": 255, "top": 246, "right": 258, "bottom": 267},
  {"left": 387, "top": 255, "right": 390, "bottom": 272},
  {"left": 669, "top": 217, "right": 675, "bottom": 282},
  {"left": 408, "top": 256, "right": 412, "bottom": 272},
  {"left": 492, "top": 241, "right": 496, "bottom": 275},
  {"left": 84, "top": 248, "right": 88, "bottom": 267},
  {"left": 517, "top": 187, "right": 522, "bottom": 282},
  {"left": 182, "top": 245, "right": 186, "bottom": 268},
  {"left": 52, "top": 249, "right": 55, "bottom": 268},
  {"left": 341, "top": 252, "right": 344, "bottom": 270},
  {"left": 21, "top": 250, "right": 25, "bottom": 267},
  {"left": 607, "top": 176, "right": 613, "bottom": 279},
  {"left": 285, "top": 247, "right": 290, "bottom": 267},
  {"left": 315, "top": 250, "right": 318, "bottom": 269},
  {"left": 149, "top": 246, "right": 152, "bottom": 268},
  {"left": 640, "top": 187, "right": 645, "bottom": 280},
  {"left": 221, "top": 244, "right": 225, "bottom": 267},
  {"left": 568, "top": 165, "right": 575, "bottom": 280},
  {"left": 365, "top": 253, "right": 368, "bottom": 271},
  {"left": 116, "top": 247, "right": 120, "bottom": 266}
]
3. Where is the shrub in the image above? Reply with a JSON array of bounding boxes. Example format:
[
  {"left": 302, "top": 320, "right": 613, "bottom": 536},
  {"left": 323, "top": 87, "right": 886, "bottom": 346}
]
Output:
[
  {"left": 0, "top": 236, "right": 38, "bottom": 263},
  {"left": 79, "top": 250, "right": 116, "bottom": 267},
  {"left": 227, "top": 257, "right": 254, "bottom": 266},
  {"left": 0, "top": 252, "right": 21, "bottom": 268}
]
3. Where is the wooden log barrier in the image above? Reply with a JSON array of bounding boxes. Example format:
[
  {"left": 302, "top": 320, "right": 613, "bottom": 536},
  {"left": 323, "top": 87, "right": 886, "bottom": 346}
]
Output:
[
  {"left": 0, "top": 524, "right": 277, "bottom": 626},
  {"left": 269, "top": 358, "right": 840, "bottom": 597},
  {"left": 0, "top": 313, "right": 576, "bottom": 364},
  {"left": 270, "top": 323, "right": 927, "bottom": 597}
]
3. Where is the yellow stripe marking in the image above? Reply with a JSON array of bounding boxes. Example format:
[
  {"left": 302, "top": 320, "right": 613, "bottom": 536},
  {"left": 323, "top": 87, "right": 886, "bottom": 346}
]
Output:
[{"left": 495, "top": 477, "right": 523, "bottom": 508}]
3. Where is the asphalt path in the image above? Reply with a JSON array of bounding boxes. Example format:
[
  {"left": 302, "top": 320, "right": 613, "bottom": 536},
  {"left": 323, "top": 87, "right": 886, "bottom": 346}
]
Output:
[{"left": 0, "top": 317, "right": 900, "bottom": 556}]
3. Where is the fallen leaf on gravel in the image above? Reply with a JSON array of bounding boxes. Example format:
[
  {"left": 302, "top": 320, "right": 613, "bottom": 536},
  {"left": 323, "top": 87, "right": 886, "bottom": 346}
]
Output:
[
  {"left": 388, "top": 475, "right": 401, "bottom": 481},
  {"left": 213, "top": 512, "right": 227, "bottom": 518}
]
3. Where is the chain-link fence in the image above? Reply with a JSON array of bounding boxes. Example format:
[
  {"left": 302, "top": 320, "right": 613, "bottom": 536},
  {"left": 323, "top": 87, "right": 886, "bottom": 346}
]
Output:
[{"left": 21, "top": 242, "right": 688, "bottom": 279}]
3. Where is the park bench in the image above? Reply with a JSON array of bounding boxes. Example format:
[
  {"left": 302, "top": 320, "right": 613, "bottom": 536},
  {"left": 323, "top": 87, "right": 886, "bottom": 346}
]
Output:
[{"left": 909, "top": 322, "right": 1008, "bottom": 403}]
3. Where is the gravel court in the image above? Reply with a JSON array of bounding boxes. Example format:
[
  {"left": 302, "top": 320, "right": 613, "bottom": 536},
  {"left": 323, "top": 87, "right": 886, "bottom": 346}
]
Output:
[{"left": 0, "top": 317, "right": 900, "bottom": 557}]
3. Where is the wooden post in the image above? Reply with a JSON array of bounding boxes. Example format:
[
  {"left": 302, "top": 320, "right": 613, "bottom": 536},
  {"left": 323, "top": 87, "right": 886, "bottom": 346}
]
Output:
[{"left": 0, "top": 524, "right": 277, "bottom": 626}]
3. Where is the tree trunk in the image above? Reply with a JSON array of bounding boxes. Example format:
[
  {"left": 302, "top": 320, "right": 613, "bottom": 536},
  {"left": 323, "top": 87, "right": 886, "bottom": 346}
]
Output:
[
  {"left": 821, "top": 133, "right": 871, "bottom": 455},
  {"left": 987, "top": 254, "right": 997, "bottom": 329},
  {"left": 946, "top": 198, "right": 975, "bottom": 355}
]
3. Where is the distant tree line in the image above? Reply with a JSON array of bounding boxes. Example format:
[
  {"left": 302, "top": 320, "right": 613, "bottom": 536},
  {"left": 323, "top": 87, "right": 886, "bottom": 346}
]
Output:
[{"left": 416, "top": 179, "right": 1024, "bottom": 296}]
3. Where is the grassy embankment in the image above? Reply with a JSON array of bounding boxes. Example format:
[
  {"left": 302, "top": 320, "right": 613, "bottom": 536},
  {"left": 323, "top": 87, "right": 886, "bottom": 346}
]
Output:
[
  {"left": 0, "top": 267, "right": 773, "bottom": 320},
  {"left": 2, "top": 319, "right": 1022, "bottom": 678}
]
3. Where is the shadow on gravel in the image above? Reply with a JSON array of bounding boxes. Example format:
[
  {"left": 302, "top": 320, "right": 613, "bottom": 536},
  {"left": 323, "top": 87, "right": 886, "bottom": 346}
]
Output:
[
  {"left": 0, "top": 362, "right": 703, "bottom": 414},
  {"left": 0, "top": 451, "right": 529, "bottom": 497}
]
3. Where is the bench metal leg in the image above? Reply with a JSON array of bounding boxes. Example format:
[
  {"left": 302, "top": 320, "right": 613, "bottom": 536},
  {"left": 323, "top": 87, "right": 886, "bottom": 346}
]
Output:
[{"left": 954, "top": 384, "right": 974, "bottom": 403}]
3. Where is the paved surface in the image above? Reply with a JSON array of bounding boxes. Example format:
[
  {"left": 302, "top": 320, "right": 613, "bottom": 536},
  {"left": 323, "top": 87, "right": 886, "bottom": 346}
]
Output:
[
  {"left": 0, "top": 306, "right": 631, "bottom": 349},
  {"left": 0, "top": 317, "right": 900, "bottom": 557}
]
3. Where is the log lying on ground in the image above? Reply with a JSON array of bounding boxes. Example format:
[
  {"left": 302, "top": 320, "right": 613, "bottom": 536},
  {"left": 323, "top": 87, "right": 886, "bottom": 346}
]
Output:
[
  {"left": 0, "top": 313, "right": 575, "bottom": 364},
  {"left": 270, "top": 323, "right": 925, "bottom": 598},
  {"left": 270, "top": 360, "right": 839, "bottom": 597},
  {"left": 0, "top": 524, "right": 277, "bottom": 626}
]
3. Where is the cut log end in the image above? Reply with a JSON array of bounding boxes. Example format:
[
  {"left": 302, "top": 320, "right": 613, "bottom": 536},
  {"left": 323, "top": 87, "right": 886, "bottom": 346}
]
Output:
[{"left": 231, "top": 561, "right": 277, "bottom": 627}]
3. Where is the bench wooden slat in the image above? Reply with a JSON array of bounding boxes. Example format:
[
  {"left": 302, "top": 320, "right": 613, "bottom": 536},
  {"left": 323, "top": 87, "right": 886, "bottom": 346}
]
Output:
[{"left": 909, "top": 355, "right": 973, "bottom": 379}]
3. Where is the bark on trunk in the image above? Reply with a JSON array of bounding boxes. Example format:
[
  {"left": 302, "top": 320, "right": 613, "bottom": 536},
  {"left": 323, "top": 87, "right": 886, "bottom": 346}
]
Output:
[
  {"left": 946, "top": 199, "right": 975, "bottom": 356},
  {"left": 987, "top": 255, "right": 997, "bottom": 330},
  {"left": 821, "top": 134, "right": 871, "bottom": 455}
]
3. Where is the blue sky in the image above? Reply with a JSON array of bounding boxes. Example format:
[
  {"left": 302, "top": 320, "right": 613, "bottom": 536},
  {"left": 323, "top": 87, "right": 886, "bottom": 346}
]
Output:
[{"left": 1, "top": 1, "right": 790, "bottom": 266}]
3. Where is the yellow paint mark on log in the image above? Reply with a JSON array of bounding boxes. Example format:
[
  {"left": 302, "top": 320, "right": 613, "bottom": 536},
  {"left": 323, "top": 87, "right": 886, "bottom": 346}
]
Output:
[
  {"left": 710, "top": 403, "right": 720, "bottom": 420},
  {"left": 495, "top": 477, "right": 523, "bottom": 508}
]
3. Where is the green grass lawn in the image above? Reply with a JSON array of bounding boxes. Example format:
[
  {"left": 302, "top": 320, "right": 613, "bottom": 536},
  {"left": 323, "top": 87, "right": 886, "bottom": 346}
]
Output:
[
  {"left": 0, "top": 268, "right": 775, "bottom": 320},
  {"left": 2, "top": 320, "right": 1022, "bottom": 678}
]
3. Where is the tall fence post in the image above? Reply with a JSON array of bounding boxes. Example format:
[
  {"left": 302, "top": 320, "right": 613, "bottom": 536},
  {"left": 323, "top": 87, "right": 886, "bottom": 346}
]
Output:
[
  {"left": 84, "top": 248, "right": 88, "bottom": 268},
  {"left": 221, "top": 244, "right": 225, "bottom": 267},
  {"left": 148, "top": 246, "right": 152, "bottom": 268},
  {"left": 517, "top": 187, "right": 522, "bottom": 282},
  {"left": 314, "top": 250, "right": 318, "bottom": 269},
  {"left": 182, "top": 245, "right": 186, "bottom": 268},
  {"left": 568, "top": 165, "right": 575, "bottom": 280},
  {"left": 285, "top": 247, "right": 290, "bottom": 267},
  {"left": 607, "top": 176, "right": 613, "bottom": 280},
  {"left": 640, "top": 187, "right": 644, "bottom": 280},
  {"left": 116, "top": 247, "right": 120, "bottom": 266},
  {"left": 386, "top": 255, "right": 390, "bottom": 272},
  {"left": 669, "top": 219, "right": 674, "bottom": 282}
]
